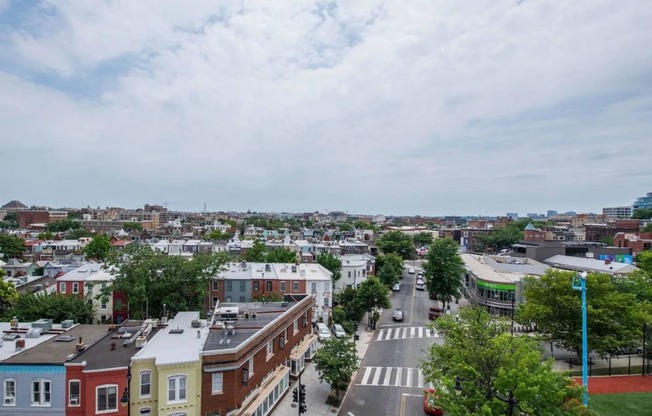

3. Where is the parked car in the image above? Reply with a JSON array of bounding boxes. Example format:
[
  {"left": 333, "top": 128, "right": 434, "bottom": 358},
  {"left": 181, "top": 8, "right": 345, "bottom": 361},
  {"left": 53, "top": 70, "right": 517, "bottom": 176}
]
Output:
[
  {"left": 392, "top": 308, "right": 404, "bottom": 322},
  {"left": 392, "top": 282, "right": 401, "bottom": 292},
  {"left": 317, "top": 323, "right": 331, "bottom": 341},
  {"left": 331, "top": 323, "right": 346, "bottom": 338},
  {"left": 616, "top": 346, "right": 643, "bottom": 355},
  {"left": 416, "top": 280, "right": 425, "bottom": 291},
  {"left": 408, "top": 268, "right": 416, "bottom": 274},
  {"left": 429, "top": 306, "right": 444, "bottom": 320},
  {"left": 423, "top": 388, "right": 444, "bottom": 415}
]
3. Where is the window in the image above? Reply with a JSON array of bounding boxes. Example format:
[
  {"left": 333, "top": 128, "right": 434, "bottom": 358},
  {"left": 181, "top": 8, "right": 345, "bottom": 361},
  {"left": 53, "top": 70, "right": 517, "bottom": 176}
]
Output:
[
  {"left": 266, "top": 340, "right": 274, "bottom": 360},
  {"left": 240, "top": 281, "right": 246, "bottom": 291},
  {"left": 280, "top": 281, "right": 286, "bottom": 292},
  {"left": 72, "top": 282, "right": 79, "bottom": 294},
  {"left": 293, "top": 319, "right": 298, "bottom": 335},
  {"left": 140, "top": 371, "right": 151, "bottom": 398},
  {"left": 253, "top": 281, "right": 259, "bottom": 291},
  {"left": 293, "top": 281, "right": 299, "bottom": 292},
  {"left": 212, "top": 297, "right": 218, "bottom": 307},
  {"left": 168, "top": 375, "right": 187, "bottom": 403},
  {"left": 212, "top": 280, "right": 219, "bottom": 291},
  {"left": 212, "top": 373, "right": 223, "bottom": 394},
  {"left": 249, "top": 356, "right": 255, "bottom": 376},
  {"left": 59, "top": 282, "right": 66, "bottom": 293},
  {"left": 311, "top": 282, "right": 317, "bottom": 293},
  {"left": 96, "top": 385, "right": 117, "bottom": 412},
  {"left": 226, "top": 281, "right": 232, "bottom": 292},
  {"left": 32, "top": 379, "right": 51, "bottom": 406},
  {"left": 4, "top": 379, "right": 15, "bottom": 406},
  {"left": 348, "top": 271, "right": 351, "bottom": 278},
  {"left": 69, "top": 380, "right": 81, "bottom": 406},
  {"left": 101, "top": 298, "right": 107, "bottom": 310},
  {"left": 266, "top": 281, "right": 272, "bottom": 291}
]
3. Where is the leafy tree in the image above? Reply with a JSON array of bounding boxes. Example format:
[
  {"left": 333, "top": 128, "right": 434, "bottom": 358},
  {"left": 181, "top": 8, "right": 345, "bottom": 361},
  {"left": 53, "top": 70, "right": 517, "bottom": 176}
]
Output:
[
  {"left": 314, "top": 337, "right": 360, "bottom": 399},
  {"left": 355, "top": 276, "right": 391, "bottom": 312},
  {"left": 37, "top": 231, "right": 55, "bottom": 240},
  {"left": 9, "top": 292, "right": 95, "bottom": 323},
  {"left": 84, "top": 235, "right": 113, "bottom": 261},
  {"left": 422, "top": 307, "right": 587, "bottom": 416},
  {"left": 0, "top": 275, "right": 18, "bottom": 318},
  {"left": 338, "top": 223, "right": 353, "bottom": 232},
  {"left": 67, "top": 228, "right": 94, "bottom": 239},
  {"left": 67, "top": 211, "right": 82, "bottom": 220},
  {"left": 244, "top": 239, "right": 266, "bottom": 262},
  {"left": 632, "top": 208, "right": 652, "bottom": 220},
  {"left": 204, "top": 229, "right": 234, "bottom": 241},
  {"left": 376, "top": 253, "right": 403, "bottom": 287},
  {"left": 413, "top": 231, "right": 434, "bottom": 247},
  {"left": 0, "top": 212, "right": 18, "bottom": 229},
  {"left": 599, "top": 235, "right": 614, "bottom": 246},
  {"left": 642, "top": 223, "right": 652, "bottom": 232},
  {"left": 477, "top": 225, "right": 523, "bottom": 252},
  {"left": 123, "top": 222, "right": 143, "bottom": 233},
  {"left": 265, "top": 248, "right": 297, "bottom": 263},
  {"left": 317, "top": 253, "right": 342, "bottom": 284},
  {"left": 519, "top": 270, "right": 650, "bottom": 358},
  {"left": 376, "top": 230, "right": 416, "bottom": 260},
  {"left": 0, "top": 234, "right": 25, "bottom": 259},
  {"left": 423, "top": 238, "right": 465, "bottom": 309},
  {"left": 47, "top": 219, "right": 82, "bottom": 232},
  {"left": 635, "top": 250, "right": 652, "bottom": 274},
  {"left": 613, "top": 270, "right": 652, "bottom": 306},
  {"left": 336, "top": 288, "right": 366, "bottom": 322}
]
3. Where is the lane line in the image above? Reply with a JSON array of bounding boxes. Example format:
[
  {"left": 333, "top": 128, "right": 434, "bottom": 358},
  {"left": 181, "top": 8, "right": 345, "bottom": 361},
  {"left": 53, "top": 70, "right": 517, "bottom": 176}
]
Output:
[{"left": 361, "top": 367, "right": 373, "bottom": 385}]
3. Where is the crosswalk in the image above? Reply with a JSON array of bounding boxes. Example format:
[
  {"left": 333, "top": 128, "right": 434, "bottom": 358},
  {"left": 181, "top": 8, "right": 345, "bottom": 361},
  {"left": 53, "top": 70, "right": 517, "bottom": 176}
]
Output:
[
  {"left": 357, "top": 366, "right": 434, "bottom": 389},
  {"left": 376, "top": 326, "right": 439, "bottom": 341}
]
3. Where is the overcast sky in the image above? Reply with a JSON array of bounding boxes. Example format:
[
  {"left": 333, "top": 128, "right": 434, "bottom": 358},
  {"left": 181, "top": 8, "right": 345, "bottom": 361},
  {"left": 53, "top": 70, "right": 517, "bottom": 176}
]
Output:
[{"left": 1, "top": 1, "right": 651, "bottom": 217}]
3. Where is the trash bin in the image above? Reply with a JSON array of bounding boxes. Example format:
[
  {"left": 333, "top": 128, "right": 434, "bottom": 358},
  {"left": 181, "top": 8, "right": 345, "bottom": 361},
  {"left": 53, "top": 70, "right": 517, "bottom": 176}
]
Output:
[{"left": 354, "top": 334, "right": 360, "bottom": 341}]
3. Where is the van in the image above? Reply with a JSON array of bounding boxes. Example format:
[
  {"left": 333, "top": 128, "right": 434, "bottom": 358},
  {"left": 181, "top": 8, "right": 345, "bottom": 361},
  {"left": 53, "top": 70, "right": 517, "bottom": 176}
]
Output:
[{"left": 316, "top": 323, "right": 331, "bottom": 341}]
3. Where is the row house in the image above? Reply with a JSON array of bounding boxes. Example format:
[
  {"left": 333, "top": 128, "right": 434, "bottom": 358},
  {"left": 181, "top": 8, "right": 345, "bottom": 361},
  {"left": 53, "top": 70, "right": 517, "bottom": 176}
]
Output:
[
  {"left": 208, "top": 262, "right": 333, "bottom": 323},
  {"left": 613, "top": 232, "right": 652, "bottom": 254}
]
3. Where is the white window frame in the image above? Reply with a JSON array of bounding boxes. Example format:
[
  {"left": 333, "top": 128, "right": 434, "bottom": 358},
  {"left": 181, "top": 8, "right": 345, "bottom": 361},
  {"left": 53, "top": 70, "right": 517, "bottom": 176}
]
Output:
[
  {"left": 249, "top": 356, "right": 255, "bottom": 377},
  {"left": 59, "top": 282, "right": 66, "bottom": 293},
  {"left": 96, "top": 384, "right": 118, "bottom": 413},
  {"left": 292, "top": 281, "right": 299, "bottom": 292},
  {"left": 167, "top": 375, "right": 187, "bottom": 404},
  {"left": 139, "top": 371, "right": 151, "bottom": 398},
  {"left": 3, "top": 379, "right": 15, "bottom": 406},
  {"left": 280, "top": 281, "right": 286, "bottom": 292},
  {"left": 212, "top": 280, "right": 219, "bottom": 291},
  {"left": 266, "top": 340, "right": 274, "bottom": 360},
  {"left": 72, "top": 282, "right": 79, "bottom": 294},
  {"left": 293, "top": 319, "right": 298, "bottom": 336},
  {"left": 31, "top": 379, "right": 51, "bottom": 406},
  {"left": 212, "top": 373, "right": 223, "bottom": 395},
  {"left": 69, "top": 379, "right": 81, "bottom": 406}
]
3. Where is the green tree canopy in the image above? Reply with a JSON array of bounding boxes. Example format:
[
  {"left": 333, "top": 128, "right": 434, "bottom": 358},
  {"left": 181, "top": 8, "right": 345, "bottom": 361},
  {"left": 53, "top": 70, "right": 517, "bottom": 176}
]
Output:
[
  {"left": 632, "top": 208, "right": 652, "bottom": 219},
  {"left": 422, "top": 307, "right": 586, "bottom": 416},
  {"left": 204, "top": 229, "right": 234, "bottom": 241},
  {"left": 376, "top": 253, "right": 403, "bottom": 287},
  {"left": 67, "top": 228, "right": 94, "bottom": 239},
  {"left": 317, "top": 253, "right": 342, "bottom": 283},
  {"left": 519, "top": 270, "right": 650, "bottom": 358},
  {"left": 355, "top": 276, "right": 391, "bottom": 312},
  {"left": 376, "top": 230, "right": 416, "bottom": 260},
  {"left": 244, "top": 239, "right": 266, "bottom": 262},
  {"left": 313, "top": 337, "right": 360, "bottom": 398},
  {"left": 0, "top": 212, "right": 18, "bottom": 229},
  {"left": 123, "top": 222, "right": 144, "bottom": 233},
  {"left": 37, "top": 231, "right": 55, "bottom": 240},
  {"left": 642, "top": 223, "right": 652, "bottom": 232},
  {"left": 423, "top": 238, "right": 465, "bottom": 308},
  {"left": 0, "top": 234, "right": 25, "bottom": 258},
  {"left": 476, "top": 225, "right": 523, "bottom": 252},
  {"left": 9, "top": 292, "right": 95, "bottom": 323},
  {"left": 0, "top": 276, "right": 18, "bottom": 318},
  {"left": 413, "top": 231, "right": 434, "bottom": 247},
  {"left": 84, "top": 235, "right": 113, "bottom": 261},
  {"left": 265, "top": 248, "right": 297, "bottom": 263},
  {"left": 47, "top": 219, "right": 82, "bottom": 232},
  {"left": 634, "top": 250, "right": 652, "bottom": 274}
]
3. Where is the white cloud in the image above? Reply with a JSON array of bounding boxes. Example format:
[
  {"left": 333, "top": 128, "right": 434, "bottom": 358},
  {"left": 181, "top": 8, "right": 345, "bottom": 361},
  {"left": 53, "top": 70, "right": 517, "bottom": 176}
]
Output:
[{"left": 1, "top": 0, "right": 652, "bottom": 215}]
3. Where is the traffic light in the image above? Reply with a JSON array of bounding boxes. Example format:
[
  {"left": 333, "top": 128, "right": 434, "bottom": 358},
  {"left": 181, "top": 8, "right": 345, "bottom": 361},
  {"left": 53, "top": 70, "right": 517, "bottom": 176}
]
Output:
[
  {"left": 299, "top": 403, "right": 307, "bottom": 414},
  {"left": 292, "top": 387, "right": 298, "bottom": 403},
  {"left": 354, "top": 322, "right": 359, "bottom": 332},
  {"left": 299, "top": 384, "right": 306, "bottom": 403}
]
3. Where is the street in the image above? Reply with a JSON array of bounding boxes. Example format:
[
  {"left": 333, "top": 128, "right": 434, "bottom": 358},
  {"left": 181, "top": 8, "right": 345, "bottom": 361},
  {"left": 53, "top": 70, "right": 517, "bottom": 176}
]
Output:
[{"left": 339, "top": 266, "right": 446, "bottom": 416}]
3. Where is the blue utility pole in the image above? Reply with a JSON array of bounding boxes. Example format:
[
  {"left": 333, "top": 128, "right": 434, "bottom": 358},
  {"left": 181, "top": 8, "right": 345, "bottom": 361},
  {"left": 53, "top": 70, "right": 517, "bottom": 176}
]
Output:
[{"left": 572, "top": 271, "right": 589, "bottom": 407}]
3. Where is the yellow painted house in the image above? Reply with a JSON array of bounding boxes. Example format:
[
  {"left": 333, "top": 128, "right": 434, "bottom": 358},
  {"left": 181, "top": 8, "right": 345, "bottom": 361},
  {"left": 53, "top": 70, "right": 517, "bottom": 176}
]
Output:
[{"left": 127, "top": 312, "right": 210, "bottom": 416}]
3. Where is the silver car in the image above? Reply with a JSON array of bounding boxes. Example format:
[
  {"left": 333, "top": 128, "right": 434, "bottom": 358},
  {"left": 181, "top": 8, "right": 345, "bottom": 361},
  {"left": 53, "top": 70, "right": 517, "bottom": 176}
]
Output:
[{"left": 331, "top": 324, "right": 346, "bottom": 338}]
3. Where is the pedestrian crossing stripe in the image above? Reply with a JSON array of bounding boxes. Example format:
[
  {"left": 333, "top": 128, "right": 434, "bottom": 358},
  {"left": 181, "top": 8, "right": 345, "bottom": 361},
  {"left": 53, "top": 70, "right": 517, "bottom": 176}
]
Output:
[
  {"left": 357, "top": 366, "right": 434, "bottom": 389},
  {"left": 376, "top": 326, "right": 439, "bottom": 341}
]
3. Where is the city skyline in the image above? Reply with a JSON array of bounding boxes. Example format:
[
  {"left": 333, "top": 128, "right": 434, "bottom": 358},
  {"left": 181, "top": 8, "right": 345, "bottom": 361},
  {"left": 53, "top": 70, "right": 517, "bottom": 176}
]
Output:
[{"left": 1, "top": 1, "right": 651, "bottom": 216}]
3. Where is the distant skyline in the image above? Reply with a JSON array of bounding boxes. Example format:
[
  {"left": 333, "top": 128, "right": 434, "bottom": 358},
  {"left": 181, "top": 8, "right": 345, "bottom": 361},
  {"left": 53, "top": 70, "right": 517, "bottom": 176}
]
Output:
[{"left": 1, "top": 1, "right": 651, "bottom": 216}]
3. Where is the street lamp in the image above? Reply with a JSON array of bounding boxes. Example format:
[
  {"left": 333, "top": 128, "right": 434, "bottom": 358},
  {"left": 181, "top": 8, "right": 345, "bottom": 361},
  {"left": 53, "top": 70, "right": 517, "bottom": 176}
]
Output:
[
  {"left": 509, "top": 292, "right": 516, "bottom": 336},
  {"left": 572, "top": 271, "right": 589, "bottom": 407},
  {"left": 120, "top": 367, "right": 131, "bottom": 415}
]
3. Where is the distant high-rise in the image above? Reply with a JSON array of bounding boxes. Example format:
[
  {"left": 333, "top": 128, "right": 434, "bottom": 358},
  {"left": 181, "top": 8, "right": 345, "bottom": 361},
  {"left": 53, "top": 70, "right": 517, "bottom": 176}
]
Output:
[
  {"left": 526, "top": 213, "right": 541, "bottom": 219},
  {"left": 547, "top": 210, "right": 558, "bottom": 218},
  {"left": 506, "top": 212, "right": 518, "bottom": 219},
  {"left": 564, "top": 211, "right": 577, "bottom": 216},
  {"left": 602, "top": 206, "right": 632, "bottom": 219},
  {"left": 633, "top": 192, "right": 652, "bottom": 211}
]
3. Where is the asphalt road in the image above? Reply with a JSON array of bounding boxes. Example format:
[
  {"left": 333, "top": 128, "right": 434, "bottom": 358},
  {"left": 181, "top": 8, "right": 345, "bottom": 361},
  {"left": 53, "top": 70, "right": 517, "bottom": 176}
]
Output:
[{"left": 339, "top": 267, "right": 444, "bottom": 416}]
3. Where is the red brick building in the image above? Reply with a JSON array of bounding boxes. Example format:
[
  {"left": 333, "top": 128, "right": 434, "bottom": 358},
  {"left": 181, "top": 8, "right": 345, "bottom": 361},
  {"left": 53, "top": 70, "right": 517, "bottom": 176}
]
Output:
[{"left": 613, "top": 232, "right": 652, "bottom": 254}]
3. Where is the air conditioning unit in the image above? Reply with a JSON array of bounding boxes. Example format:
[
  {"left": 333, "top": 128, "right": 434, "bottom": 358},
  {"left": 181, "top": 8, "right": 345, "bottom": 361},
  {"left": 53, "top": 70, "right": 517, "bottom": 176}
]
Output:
[{"left": 70, "top": 397, "right": 79, "bottom": 405}]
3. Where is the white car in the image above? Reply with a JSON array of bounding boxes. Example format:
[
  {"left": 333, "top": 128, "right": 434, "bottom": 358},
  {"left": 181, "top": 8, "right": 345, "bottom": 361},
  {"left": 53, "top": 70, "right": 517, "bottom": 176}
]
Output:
[
  {"left": 407, "top": 268, "right": 416, "bottom": 274},
  {"left": 416, "top": 280, "right": 425, "bottom": 291},
  {"left": 331, "top": 324, "right": 346, "bottom": 338}
]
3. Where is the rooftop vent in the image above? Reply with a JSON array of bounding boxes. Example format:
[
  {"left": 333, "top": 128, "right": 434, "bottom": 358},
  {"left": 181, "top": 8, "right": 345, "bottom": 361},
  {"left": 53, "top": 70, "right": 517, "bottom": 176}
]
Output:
[
  {"left": 191, "top": 320, "right": 201, "bottom": 328},
  {"left": 56, "top": 335, "right": 76, "bottom": 342},
  {"left": 25, "top": 328, "right": 43, "bottom": 338},
  {"left": 1, "top": 333, "right": 20, "bottom": 341},
  {"left": 169, "top": 327, "right": 184, "bottom": 334},
  {"left": 32, "top": 319, "right": 53, "bottom": 332},
  {"left": 61, "top": 320, "right": 74, "bottom": 328}
]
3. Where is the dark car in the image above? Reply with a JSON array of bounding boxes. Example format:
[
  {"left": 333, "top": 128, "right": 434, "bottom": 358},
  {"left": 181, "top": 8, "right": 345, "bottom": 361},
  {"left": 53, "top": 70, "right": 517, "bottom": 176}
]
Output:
[
  {"left": 429, "top": 306, "right": 444, "bottom": 320},
  {"left": 423, "top": 388, "right": 444, "bottom": 416},
  {"left": 392, "top": 308, "right": 404, "bottom": 322}
]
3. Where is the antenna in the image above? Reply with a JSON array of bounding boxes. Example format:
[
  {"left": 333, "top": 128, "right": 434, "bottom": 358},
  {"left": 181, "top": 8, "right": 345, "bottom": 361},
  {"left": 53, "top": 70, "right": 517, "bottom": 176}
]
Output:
[{"left": 162, "top": 202, "right": 173, "bottom": 208}]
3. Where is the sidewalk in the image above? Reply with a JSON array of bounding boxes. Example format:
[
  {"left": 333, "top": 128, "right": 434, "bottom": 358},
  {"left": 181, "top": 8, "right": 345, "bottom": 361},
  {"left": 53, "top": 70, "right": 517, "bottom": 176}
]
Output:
[{"left": 272, "top": 323, "right": 375, "bottom": 416}]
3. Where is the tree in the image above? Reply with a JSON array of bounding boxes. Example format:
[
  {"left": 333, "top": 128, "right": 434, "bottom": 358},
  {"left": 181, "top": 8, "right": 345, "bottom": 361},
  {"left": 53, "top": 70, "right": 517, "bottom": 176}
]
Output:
[
  {"left": 37, "top": 231, "right": 55, "bottom": 240},
  {"left": 0, "top": 212, "right": 18, "bottom": 229},
  {"left": 642, "top": 223, "right": 652, "bottom": 232},
  {"left": 8, "top": 292, "right": 95, "bottom": 323},
  {"left": 244, "top": 240, "right": 266, "bottom": 262},
  {"left": 632, "top": 208, "right": 652, "bottom": 220},
  {"left": 355, "top": 276, "right": 391, "bottom": 312},
  {"left": 122, "top": 222, "right": 143, "bottom": 233},
  {"left": 265, "top": 248, "right": 297, "bottom": 263},
  {"left": 67, "top": 228, "right": 94, "bottom": 239},
  {"left": 47, "top": 219, "right": 82, "bottom": 232},
  {"left": 376, "top": 253, "right": 403, "bottom": 287},
  {"left": 313, "top": 337, "right": 360, "bottom": 399},
  {"left": 413, "top": 231, "right": 434, "bottom": 247},
  {"left": 67, "top": 211, "right": 82, "bottom": 220},
  {"left": 0, "top": 234, "right": 25, "bottom": 259},
  {"left": 422, "top": 307, "right": 586, "bottom": 416},
  {"left": 376, "top": 231, "right": 416, "bottom": 260},
  {"left": 204, "top": 230, "right": 234, "bottom": 241},
  {"left": 317, "top": 253, "right": 342, "bottom": 284},
  {"left": 0, "top": 276, "right": 18, "bottom": 318},
  {"left": 423, "top": 238, "right": 465, "bottom": 309},
  {"left": 519, "top": 270, "right": 650, "bottom": 358},
  {"left": 635, "top": 250, "right": 652, "bottom": 274},
  {"left": 338, "top": 223, "right": 353, "bottom": 232},
  {"left": 476, "top": 225, "right": 523, "bottom": 252},
  {"left": 599, "top": 235, "right": 614, "bottom": 246},
  {"left": 84, "top": 235, "right": 113, "bottom": 261}
]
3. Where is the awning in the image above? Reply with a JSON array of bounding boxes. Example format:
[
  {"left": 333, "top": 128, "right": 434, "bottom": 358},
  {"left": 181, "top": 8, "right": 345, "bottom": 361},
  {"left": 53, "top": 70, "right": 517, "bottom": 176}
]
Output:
[
  {"left": 238, "top": 365, "right": 289, "bottom": 416},
  {"left": 290, "top": 334, "right": 317, "bottom": 360}
]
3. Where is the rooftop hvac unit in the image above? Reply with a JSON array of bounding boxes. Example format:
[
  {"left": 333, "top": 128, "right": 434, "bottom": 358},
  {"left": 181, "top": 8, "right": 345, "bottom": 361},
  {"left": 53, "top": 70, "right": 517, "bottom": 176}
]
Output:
[
  {"left": 144, "top": 318, "right": 159, "bottom": 328},
  {"left": 135, "top": 336, "right": 147, "bottom": 349},
  {"left": 25, "top": 328, "right": 43, "bottom": 338},
  {"left": 32, "top": 319, "right": 53, "bottom": 332},
  {"left": 61, "top": 320, "right": 74, "bottom": 328},
  {"left": 191, "top": 320, "right": 201, "bottom": 328}
]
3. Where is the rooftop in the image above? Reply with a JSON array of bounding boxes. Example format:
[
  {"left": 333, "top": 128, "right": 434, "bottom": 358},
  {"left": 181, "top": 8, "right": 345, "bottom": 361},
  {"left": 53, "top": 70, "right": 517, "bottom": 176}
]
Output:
[
  {"left": 543, "top": 255, "right": 638, "bottom": 275},
  {"left": 462, "top": 253, "right": 549, "bottom": 284},
  {"left": 0, "top": 321, "right": 59, "bottom": 362},
  {"left": 57, "top": 262, "right": 114, "bottom": 282}
]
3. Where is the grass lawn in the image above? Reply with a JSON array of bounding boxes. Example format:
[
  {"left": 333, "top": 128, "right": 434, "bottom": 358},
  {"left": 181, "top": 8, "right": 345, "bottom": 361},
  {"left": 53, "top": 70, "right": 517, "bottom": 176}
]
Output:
[{"left": 590, "top": 393, "right": 652, "bottom": 416}]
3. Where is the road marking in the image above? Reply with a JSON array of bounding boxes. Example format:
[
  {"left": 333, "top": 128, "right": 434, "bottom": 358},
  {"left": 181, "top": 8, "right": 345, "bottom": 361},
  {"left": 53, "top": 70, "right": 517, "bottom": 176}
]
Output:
[
  {"left": 405, "top": 368, "right": 412, "bottom": 387},
  {"left": 371, "top": 366, "right": 382, "bottom": 385},
  {"left": 348, "top": 412, "right": 355, "bottom": 416},
  {"left": 361, "top": 367, "right": 373, "bottom": 385},
  {"left": 355, "top": 367, "right": 432, "bottom": 388},
  {"left": 375, "top": 326, "right": 440, "bottom": 341},
  {"left": 417, "top": 369, "right": 424, "bottom": 388},
  {"left": 396, "top": 367, "right": 403, "bottom": 388},
  {"left": 411, "top": 327, "right": 416, "bottom": 337},
  {"left": 382, "top": 367, "right": 393, "bottom": 386}
]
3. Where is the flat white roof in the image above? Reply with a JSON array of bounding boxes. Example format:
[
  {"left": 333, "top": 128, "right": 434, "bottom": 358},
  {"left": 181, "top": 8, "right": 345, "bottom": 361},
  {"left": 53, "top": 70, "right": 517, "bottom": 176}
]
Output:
[
  {"left": 462, "top": 253, "right": 548, "bottom": 284},
  {"left": 0, "top": 322, "right": 60, "bottom": 362}
]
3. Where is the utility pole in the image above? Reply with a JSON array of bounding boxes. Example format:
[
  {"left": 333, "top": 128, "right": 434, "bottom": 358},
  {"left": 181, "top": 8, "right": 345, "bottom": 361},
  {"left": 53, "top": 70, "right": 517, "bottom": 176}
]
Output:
[{"left": 292, "top": 373, "right": 307, "bottom": 415}]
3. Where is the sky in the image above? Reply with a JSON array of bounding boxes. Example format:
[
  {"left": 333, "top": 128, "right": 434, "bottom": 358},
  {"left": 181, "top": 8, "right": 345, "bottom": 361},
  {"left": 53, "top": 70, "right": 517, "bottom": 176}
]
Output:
[{"left": 1, "top": 0, "right": 651, "bottom": 217}]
